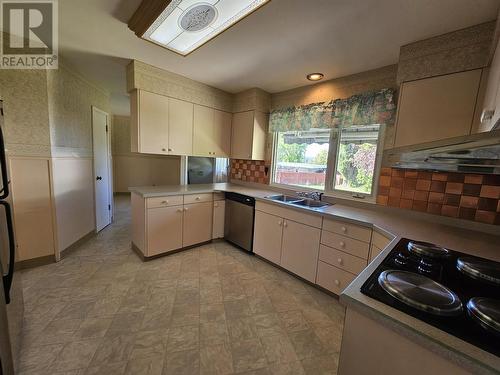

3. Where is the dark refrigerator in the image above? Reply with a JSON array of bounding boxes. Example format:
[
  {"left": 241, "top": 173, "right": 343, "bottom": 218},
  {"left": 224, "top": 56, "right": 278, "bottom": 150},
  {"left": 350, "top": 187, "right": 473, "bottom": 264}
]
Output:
[{"left": 0, "top": 102, "right": 23, "bottom": 375}]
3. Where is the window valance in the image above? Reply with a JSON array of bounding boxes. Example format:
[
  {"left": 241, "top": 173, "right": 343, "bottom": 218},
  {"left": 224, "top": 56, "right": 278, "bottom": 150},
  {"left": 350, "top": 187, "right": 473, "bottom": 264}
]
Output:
[{"left": 269, "top": 88, "right": 397, "bottom": 132}]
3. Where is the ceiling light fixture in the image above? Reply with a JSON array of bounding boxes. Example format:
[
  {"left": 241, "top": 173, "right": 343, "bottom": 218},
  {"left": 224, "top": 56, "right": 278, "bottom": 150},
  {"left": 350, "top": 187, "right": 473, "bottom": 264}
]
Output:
[
  {"left": 307, "top": 73, "right": 324, "bottom": 81},
  {"left": 129, "top": 0, "right": 271, "bottom": 56}
]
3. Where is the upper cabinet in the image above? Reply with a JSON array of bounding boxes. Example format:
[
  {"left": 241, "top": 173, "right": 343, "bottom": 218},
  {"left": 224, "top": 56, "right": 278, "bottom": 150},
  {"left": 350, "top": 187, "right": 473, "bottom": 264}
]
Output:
[
  {"left": 193, "top": 105, "right": 232, "bottom": 158},
  {"left": 231, "top": 110, "right": 268, "bottom": 160},
  {"left": 131, "top": 89, "right": 232, "bottom": 158},
  {"left": 394, "top": 69, "right": 483, "bottom": 148}
]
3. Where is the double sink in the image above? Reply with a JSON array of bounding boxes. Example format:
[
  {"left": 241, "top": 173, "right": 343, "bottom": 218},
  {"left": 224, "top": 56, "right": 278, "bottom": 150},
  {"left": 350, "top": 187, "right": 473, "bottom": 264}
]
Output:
[{"left": 265, "top": 194, "right": 331, "bottom": 209}]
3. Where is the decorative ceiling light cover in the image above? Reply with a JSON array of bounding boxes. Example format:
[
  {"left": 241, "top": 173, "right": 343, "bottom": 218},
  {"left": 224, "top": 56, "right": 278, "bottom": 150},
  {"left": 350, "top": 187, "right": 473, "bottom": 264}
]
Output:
[{"left": 130, "top": 0, "right": 270, "bottom": 56}]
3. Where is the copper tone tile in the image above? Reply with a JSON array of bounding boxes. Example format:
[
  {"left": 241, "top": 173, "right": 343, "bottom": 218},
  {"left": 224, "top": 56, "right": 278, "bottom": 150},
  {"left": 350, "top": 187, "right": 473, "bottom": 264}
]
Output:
[
  {"left": 444, "top": 194, "right": 461, "bottom": 207},
  {"left": 447, "top": 173, "right": 465, "bottom": 183},
  {"left": 418, "top": 171, "right": 432, "bottom": 180},
  {"left": 459, "top": 207, "right": 476, "bottom": 221},
  {"left": 478, "top": 197, "right": 498, "bottom": 212},
  {"left": 404, "top": 170, "right": 418, "bottom": 178},
  {"left": 377, "top": 195, "right": 388, "bottom": 205},
  {"left": 412, "top": 200, "right": 428, "bottom": 212},
  {"left": 380, "top": 167, "right": 392, "bottom": 176},
  {"left": 399, "top": 199, "right": 413, "bottom": 209},
  {"left": 483, "top": 175, "right": 500, "bottom": 185},
  {"left": 460, "top": 196, "right": 479, "bottom": 209},
  {"left": 379, "top": 176, "right": 391, "bottom": 187},
  {"left": 391, "top": 169, "right": 405, "bottom": 178},
  {"left": 413, "top": 190, "right": 429, "bottom": 202},
  {"left": 378, "top": 186, "right": 390, "bottom": 196},
  {"left": 391, "top": 177, "right": 404, "bottom": 189},
  {"left": 432, "top": 172, "right": 448, "bottom": 181},
  {"left": 428, "top": 192, "right": 444, "bottom": 204},
  {"left": 403, "top": 179, "right": 417, "bottom": 190},
  {"left": 427, "top": 203, "right": 442, "bottom": 215},
  {"left": 401, "top": 189, "right": 415, "bottom": 200},
  {"left": 462, "top": 184, "right": 481, "bottom": 197},
  {"left": 480, "top": 185, "right": 500, "bottom": 199},
  {"left": 430, "top": 180, "right": 446, "bottom": 193},
  {"left": 416, "top": 179, "right": 431, "bottom": 191},
  {"left": 445, "top": 182, "right": 463, "bottom": 195},
  {"left": 475, "top": 210, "right": 496, "bottom": 224},
  {"left": 441, "top": 205, "right": 459, "bottom": 218},
  {"left": 389, "top": 187, "right": 402, "bottom": 198},
  {"left": 498, "top": 200, "right": 500, "bottom": 212},
  {"left": 464, "top": 174, "right": 483, "bottom": 184},
  {"left": 387, "top": 196, "right": 401, "bottom": 207}
]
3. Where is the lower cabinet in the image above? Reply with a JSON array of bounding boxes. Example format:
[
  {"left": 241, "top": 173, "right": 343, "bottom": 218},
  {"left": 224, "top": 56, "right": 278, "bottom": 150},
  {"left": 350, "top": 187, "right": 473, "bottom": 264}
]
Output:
[
  {"left": 316, "top": 261, "right": 357, "bottom": 295},
  {"left": 147, "top": 205, "right": 183, "bottom": 256},
  {"left": 183, "top": 202, "right": 213, "bottom": 247},
  {"left": 212, "top": 200, "right": 225, "bottom": 239},
  {"left": 253, "top": 210, "right": 284, "bottom": 264},
  {"left": 281, "top": 220, "right": 321, "bottom": 283}
]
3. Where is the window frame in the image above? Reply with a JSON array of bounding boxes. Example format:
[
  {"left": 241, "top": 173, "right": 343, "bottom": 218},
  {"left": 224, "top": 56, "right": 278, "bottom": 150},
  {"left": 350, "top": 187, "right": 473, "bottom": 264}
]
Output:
[{"left": 270, "top": 124, "right": 385, "bottom": 203}]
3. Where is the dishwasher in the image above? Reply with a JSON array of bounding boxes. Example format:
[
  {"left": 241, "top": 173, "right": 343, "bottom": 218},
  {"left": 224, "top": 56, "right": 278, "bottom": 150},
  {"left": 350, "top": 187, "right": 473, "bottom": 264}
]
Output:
[{"left": 224, "top": 192, "right": 255, "bottom": 252}]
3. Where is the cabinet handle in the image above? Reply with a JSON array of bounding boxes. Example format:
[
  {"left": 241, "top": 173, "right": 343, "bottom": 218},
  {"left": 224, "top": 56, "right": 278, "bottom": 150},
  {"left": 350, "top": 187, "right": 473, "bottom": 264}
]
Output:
[
  {"left": 339, "top": 241, "right": 345, "bottom": 248},
  {"left": 177, "top": 208, "right": 183, "bottom": 213},
  {"left": 161, "top": 200, "right": 168, "bottom": 204},
  {"left": 195, "top": 196, "right": 201, "bottom": 200},
  {"left": 283, "top": 221, "right": 288, "bottom": 228},
  {"left": 184, "top": 207, "right": 188, "bottom": 211},
  {"left": 341, "top": 226, "right": 347, "bottom": 233},
  {"left": 168, "top": 148, "right": 173, "bottom": 152},
  {"left": 337, "top": 258, "right": 343, "bottom": 265},
  {"left": 162, "top": 148, "right": 166, "bottom": 151},
  {"left": 334, "top": 280, "right": 340, "bottom": 286},
  {"left": 278, "top": 220, "right": 282, "bottom": 226}
]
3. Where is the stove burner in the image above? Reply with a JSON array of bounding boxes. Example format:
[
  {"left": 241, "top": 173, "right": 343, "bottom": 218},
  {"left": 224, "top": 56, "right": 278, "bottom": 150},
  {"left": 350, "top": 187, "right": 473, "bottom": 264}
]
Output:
[
  {"left": 457, "top": 257, "right": 500, "bottom": 286},
  {"left": 378, "top": 270, "right": 463, "bottom": 316},
  {"left": 407, "top": 241, "right": 450, "bottom": 259},
  {"left": 467, "top": 298, "right": 500, "bottom": 335}
]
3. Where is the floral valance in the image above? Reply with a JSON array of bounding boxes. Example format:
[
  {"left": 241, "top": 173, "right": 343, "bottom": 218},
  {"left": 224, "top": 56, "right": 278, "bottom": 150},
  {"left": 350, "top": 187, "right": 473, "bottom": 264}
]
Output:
[{"left": 269, "top": 88, "right": 397, "bottom": 132}]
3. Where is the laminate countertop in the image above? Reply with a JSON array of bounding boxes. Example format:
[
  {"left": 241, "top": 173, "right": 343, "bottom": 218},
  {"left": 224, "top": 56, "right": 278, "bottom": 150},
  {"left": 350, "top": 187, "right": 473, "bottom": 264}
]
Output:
[{"left": 130, "top": 182, "right": 500, "bottom": 374}]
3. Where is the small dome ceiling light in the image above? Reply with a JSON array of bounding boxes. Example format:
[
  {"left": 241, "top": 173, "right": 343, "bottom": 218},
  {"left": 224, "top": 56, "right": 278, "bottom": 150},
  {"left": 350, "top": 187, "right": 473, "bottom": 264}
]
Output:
[{"left": 307, "top": 73, "right": 324, "bottom": 81}]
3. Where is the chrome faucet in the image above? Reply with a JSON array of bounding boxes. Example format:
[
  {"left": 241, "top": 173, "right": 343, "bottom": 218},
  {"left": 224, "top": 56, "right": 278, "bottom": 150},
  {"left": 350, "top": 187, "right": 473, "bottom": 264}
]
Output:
[{"left": 296, "top": 191, "right": 323, "bottom": 201}]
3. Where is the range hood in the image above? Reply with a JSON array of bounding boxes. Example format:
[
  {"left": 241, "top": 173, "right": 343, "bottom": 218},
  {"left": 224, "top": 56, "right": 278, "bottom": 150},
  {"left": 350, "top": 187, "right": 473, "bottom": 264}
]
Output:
[{"left": 390, "top": 131, "right": 500, "bottom": 174}]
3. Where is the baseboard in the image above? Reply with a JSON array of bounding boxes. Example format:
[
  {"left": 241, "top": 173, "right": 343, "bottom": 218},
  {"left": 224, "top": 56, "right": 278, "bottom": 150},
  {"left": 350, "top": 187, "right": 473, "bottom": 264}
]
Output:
[
  {"left": 114, "top": 192, "right": 131, "bottom": 195},
  {"left": 60, "top": 230, "right": 96, "bottom": 259},
  {"left": 15, "top": 255, "right": 55, "bottom": 270}
]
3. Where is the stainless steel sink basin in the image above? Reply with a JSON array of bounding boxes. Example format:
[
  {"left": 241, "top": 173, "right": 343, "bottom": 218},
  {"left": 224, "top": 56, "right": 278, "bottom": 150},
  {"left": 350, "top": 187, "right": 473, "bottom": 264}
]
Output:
[
  {"left": 266, "top": 195, "right": 304, "bottom": 203},
  {"left": 292, "top": 199, "right": 331, "bottom": 208}
]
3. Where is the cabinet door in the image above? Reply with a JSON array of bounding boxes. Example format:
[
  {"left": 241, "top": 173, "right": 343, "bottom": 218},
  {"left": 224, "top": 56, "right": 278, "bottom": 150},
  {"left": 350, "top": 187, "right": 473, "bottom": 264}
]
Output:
[
  {"left": 212, "top": 200, "right": 225, "bottom": 239},
  {"left": 281, "top": 220, "right": 321, "bottom": 282},
  {"left": 231, "top": 111, "right": 254, "bottom": 159},
  {"left": 168, "top": 98, "right": 193, "bottom": 155},
  {"left": 147, "top": 206, "right": 183, "bottom": 256},
  {"left": 394, "top": 70, "right": 481, "bottom": 147},
  {"left": 253, "top": 210, "right": 283, "bottom": 264},
  {"left": 139, "top": 90, "right": 169, "bottom": 154},
  {"left": 183, "top": 202, "right": 213, "bottom": 247},
  {"left": 193, "top": 104, "right": 214, "bottom": 157},
  {"left": 213, "top": 110, "right": 232, "bottom": 157}
]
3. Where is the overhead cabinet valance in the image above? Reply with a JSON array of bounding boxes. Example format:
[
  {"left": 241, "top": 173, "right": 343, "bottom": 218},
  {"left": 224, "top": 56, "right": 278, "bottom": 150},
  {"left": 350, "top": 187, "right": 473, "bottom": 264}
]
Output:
[{"left": 269, "top": 88, "right": 397, "bottom": 132}]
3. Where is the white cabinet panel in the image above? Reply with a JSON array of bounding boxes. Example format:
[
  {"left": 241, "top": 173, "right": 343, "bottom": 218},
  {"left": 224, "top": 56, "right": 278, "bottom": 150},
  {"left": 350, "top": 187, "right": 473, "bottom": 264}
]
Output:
[
  {"left": 183, "top": 202, "right": 213, "bottom": 247},
  {"left": 212, "top": 200, "right": 225, "bottom": 239},
  {"left": 168, "top": 98, "right": 193, "bottom": 155},
  {"left": 147, "top": 206, "right": 183, "bottom": 256},
  {"left": 253, "top": 210, "right": 283, "bottom": 264}
]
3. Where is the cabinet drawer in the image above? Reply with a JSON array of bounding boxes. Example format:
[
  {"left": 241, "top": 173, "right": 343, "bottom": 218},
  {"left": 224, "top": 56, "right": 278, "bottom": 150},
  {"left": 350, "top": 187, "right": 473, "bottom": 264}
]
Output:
[
  {"left": 213, "top": 192, "right": 225, "bottom": 201},
  {"left": 147, "top": 195, "right": 183, "bottom": 208},
  {"left": 322, "top": 218, "right": 372, "bottom": 243},
  {"left": 184, "top": 193, "right": 213, "bottom": 204},
  {"left": 372, "top": 230, "right": 393, "bottom": 250},
  {"left": 321, "top": 231, "right": 370, "bottom": 259},
  {"left": 316, "top": 261, "right": 356, "bottom": 295},
  {"left": 319, "top": 245, "right": 367, "bottom": 275}
]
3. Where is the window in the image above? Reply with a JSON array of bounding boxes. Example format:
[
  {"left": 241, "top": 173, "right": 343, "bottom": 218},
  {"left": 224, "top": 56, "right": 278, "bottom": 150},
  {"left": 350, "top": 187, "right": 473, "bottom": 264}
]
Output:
[
  {"left": 272, "top": 125, "right": 383, "bottom": 199},
  {"left": 272, "top": 129, "right": 331, "bottom": 190}
]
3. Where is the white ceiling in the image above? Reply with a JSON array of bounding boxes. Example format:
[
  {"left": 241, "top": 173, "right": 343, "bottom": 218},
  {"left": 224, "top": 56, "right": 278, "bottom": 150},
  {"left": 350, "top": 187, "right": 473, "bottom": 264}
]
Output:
[{"left": 58, "top": 0, "right": 500, "bottom": 115}]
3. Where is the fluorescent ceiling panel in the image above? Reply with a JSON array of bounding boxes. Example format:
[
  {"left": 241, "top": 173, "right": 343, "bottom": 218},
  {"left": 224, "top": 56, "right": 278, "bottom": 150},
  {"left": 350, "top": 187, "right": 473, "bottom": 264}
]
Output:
[{"left": 143, "top": 0, "right": 270, "bottom": 56}]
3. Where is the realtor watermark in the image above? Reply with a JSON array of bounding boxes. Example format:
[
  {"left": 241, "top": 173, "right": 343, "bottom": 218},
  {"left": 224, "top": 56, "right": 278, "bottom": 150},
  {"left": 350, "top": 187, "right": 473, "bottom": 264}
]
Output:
[{"left": 0, "top": 0, "right": 58, "bottom": 69}]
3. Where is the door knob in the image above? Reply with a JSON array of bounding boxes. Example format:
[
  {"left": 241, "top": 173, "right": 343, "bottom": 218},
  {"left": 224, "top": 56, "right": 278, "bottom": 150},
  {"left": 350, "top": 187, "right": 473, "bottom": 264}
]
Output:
[{"left": 96, "top": 176, "right": 102, "bottom": 181}]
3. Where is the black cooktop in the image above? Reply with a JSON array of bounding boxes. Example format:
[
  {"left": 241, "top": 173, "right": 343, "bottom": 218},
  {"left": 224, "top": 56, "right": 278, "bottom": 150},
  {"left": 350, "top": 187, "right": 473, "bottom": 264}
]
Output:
[{"left": 361, "top": 238, "right": 500, "bottom": 358}]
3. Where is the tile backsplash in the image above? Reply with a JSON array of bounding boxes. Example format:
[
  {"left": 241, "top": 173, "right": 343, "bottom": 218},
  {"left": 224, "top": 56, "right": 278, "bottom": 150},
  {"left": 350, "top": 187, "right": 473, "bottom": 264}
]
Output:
[
  {"left": 230, "top": 159, "right": 270, "bottom": 184},
  {"left": 376, "top": 168, "right": 500, "bottom": 225}
]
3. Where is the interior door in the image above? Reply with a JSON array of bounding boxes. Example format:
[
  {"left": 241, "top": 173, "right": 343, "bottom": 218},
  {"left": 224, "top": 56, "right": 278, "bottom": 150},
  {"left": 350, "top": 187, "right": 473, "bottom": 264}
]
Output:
[{"left": 92, "top": 107, "right": 112, "bottom": 232}]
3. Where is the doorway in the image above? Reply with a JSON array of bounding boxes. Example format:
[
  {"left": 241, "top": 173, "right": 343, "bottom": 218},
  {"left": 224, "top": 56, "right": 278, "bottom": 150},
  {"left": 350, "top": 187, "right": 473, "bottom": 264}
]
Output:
[{"left": 92, "top": 107, "right": 112, "bottom": 232}]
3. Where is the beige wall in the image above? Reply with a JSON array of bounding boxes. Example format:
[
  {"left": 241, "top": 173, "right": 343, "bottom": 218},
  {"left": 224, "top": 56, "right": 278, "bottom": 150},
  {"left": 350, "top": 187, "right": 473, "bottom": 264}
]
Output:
[{"left": 112, "top": 115, "right": 180, "bottom": 193}]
